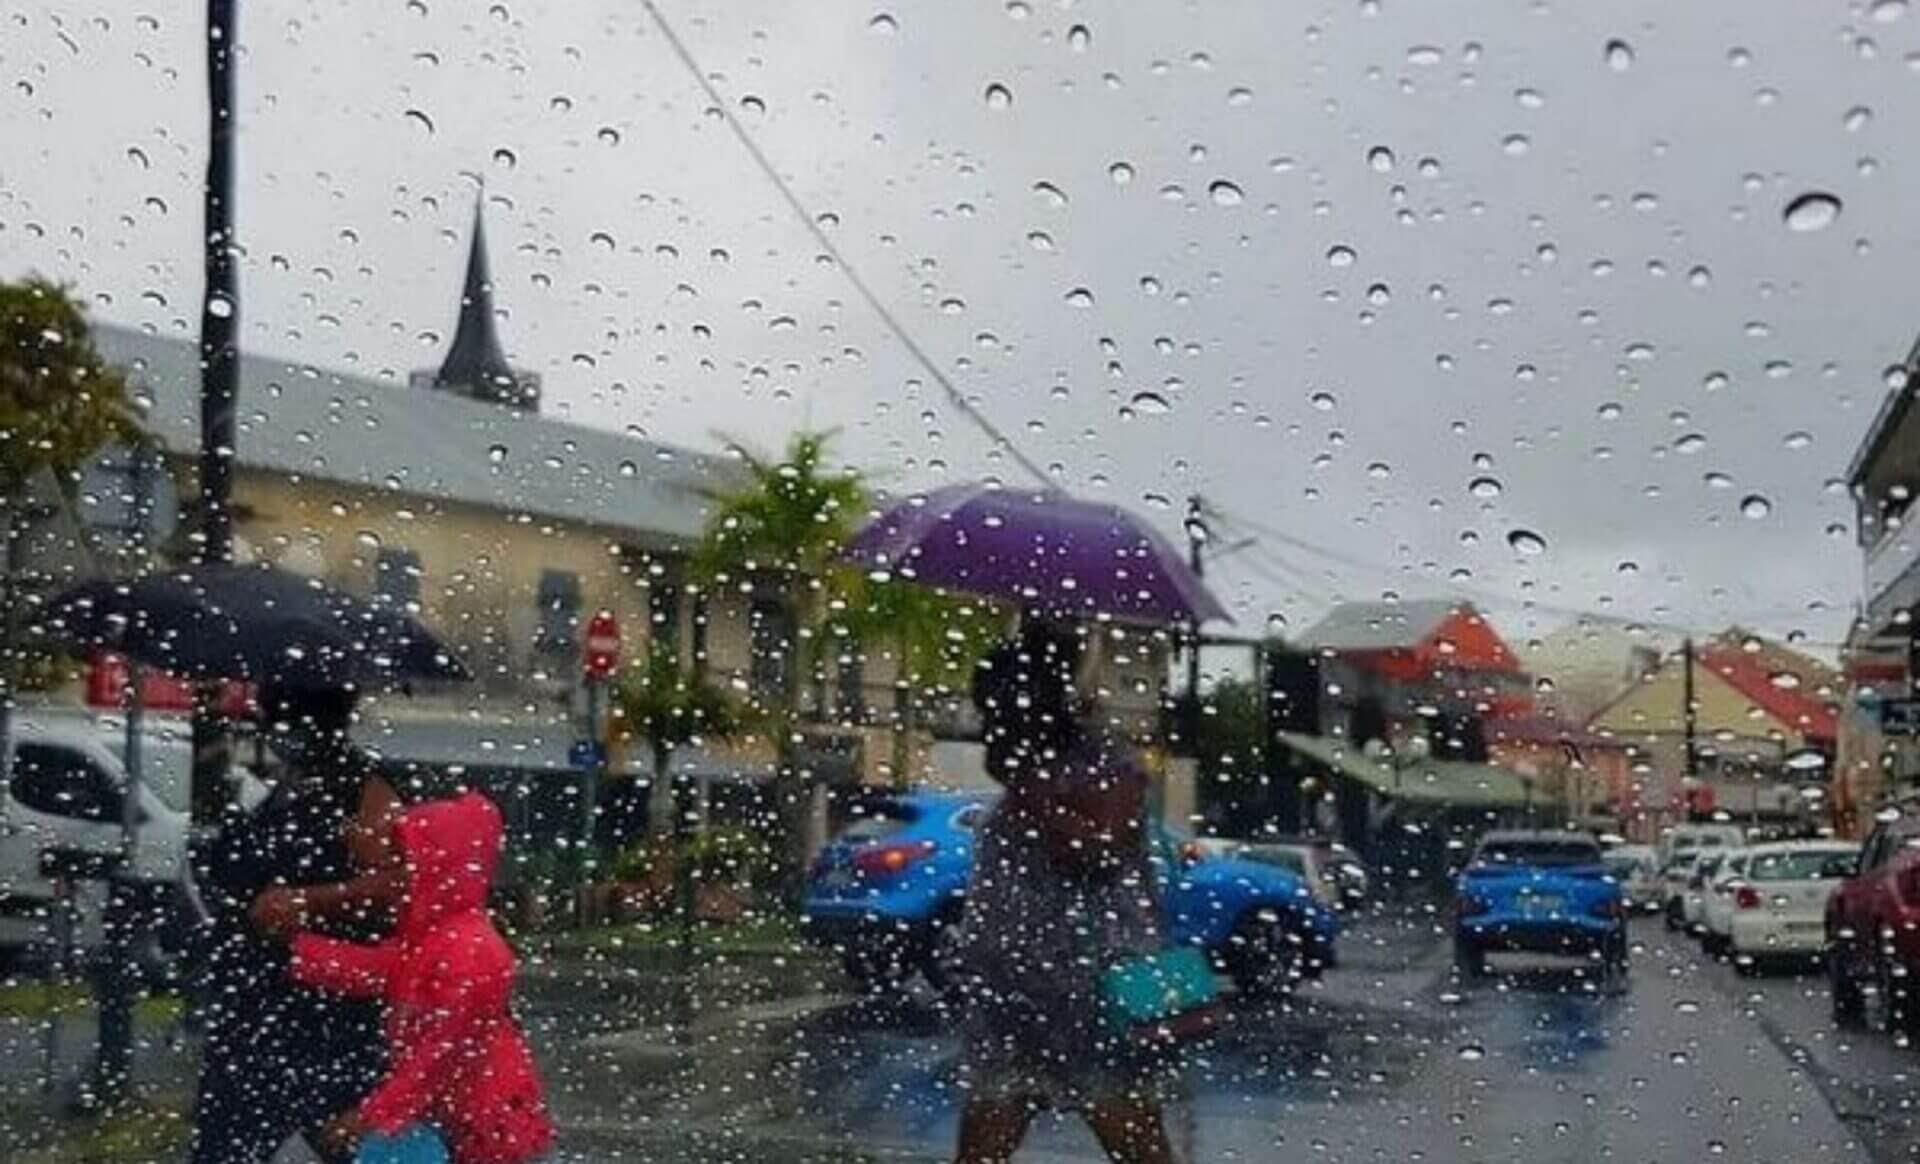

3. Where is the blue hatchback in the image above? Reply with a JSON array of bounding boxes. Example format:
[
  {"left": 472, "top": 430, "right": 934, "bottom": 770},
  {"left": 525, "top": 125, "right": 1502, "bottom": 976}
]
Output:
[
  {"left": 1452, "top": 830, "right": 1627, "bottom": 977},
  {"left": 803, "top": 789, "right": 1341, "bottom": 997}
]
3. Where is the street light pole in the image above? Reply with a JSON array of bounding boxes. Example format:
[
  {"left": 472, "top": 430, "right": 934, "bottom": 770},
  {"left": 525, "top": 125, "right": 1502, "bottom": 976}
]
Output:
[{"left": 1682, "top": 637, "right": 1698, "bottom": 819}]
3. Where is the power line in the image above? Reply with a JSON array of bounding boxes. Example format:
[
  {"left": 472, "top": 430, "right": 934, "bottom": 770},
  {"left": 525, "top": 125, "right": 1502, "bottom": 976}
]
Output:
[{"left": 638, "top": 0, "right": 1053, "bottom": 489}]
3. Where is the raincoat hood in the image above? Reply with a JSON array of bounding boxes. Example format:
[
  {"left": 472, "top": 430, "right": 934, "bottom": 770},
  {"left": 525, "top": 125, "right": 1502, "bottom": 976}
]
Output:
[{"left": 396, "top": 791, "right": 502, "bottom": 935}]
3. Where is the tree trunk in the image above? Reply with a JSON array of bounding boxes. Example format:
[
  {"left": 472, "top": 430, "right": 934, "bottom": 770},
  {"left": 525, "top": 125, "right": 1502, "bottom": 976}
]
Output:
[{"left": 649, "top": 739, "right": 673, "bottom": 836}]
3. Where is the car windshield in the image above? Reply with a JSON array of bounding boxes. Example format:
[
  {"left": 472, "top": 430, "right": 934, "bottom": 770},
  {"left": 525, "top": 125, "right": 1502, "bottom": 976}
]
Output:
[
  {"left": 8, "top": 2, "right": 1903, "bottom": 1161},
  {"left": 1475, "top": 840, "right": 1603, "bottom": 867},
  {"left": 1748, "top": 850, "right": 1858, "bottom": 882}
]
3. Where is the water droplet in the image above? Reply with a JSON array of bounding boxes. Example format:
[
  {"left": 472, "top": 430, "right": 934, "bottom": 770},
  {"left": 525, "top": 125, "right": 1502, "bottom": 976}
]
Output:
[
  {"left": 487, "top": 444, "right": 508, "bottom": 464},
  {"left": 126, "top": 146, "right": 150, "bottom": 170},
  {"left": 1674, "top": 433, "right": 1706, "bottom": 454},
  {"left": 550, "top": 94, "right": 573, "bottom": 113},
  {"left": 1597, "top": 401, "right": 1622, "bottom": 420},
  {"left": 1515, "top": 88, "right": 1545, "bottom": 109},
  {"left": 1874, "top": 0, "right": 1908, "bottom": 22},
  {"left": 1207, "top": 180, "right": 1245, "bottom": 206},
  {"left": 1367, "top": 146, "right": 1395, "bottom": 172},
  {"left": 1507, "top": 529, "right": 1547, "bottom": 555},
  {"left": 492, "top": 147, "right": 517, "bottom": 170},
  {"left": 1741, "top": 494, "right": 1773, "bottom": 518},
  {"left": 1704, "top": 371, "right": 1730, "bottom": 392},
  {"left": 1605, "top": 39, "right": 1635, "bottom": 71},
  {"left": 597, "top": 125, "right": 621, "bottom": 145},
  {"left": 1109, "top": 161, "right": 1135, "bottom": 186},
  {"left": 1069, "top": 23, "right": 1091, "bottom": 51},
  {"left": 1326, "top": 245, "right": 1357, "bottom": 268},
  {"left": 868, "top": 12, "right": 897, "bottom": 34},
  {"left": 1309, "top": 391, "right": 1337, "bottom": 411},
  {"left": 1784, "top": 192, "right": 1842, "bottom": 232},
  {"left": 1004, "top": 0, "right": 1030, "bottom": 19},
  {"left": 1845, "top": 105, "right": 1874, "bottom": 132},
  {"left": 403, "top": 108, "right": 435, "bottom": 135},
  {"left": 1265, "top": 613, "right": 1288, "bottom": 634},
  {"left": 1406, "top": 45, "right": 1443, "bottom": 66},
  {"left": 1139, "top": 275, "right": 1162, "bottom": 296},
  {"left": 1227, "top": 87, "right": 1254, "bottom": 107},
  {"left": 1704, "top": 471, "right": 1734, "bottom": 490},
  {"left": 1766, "top": 360, "right": 1793, "bottom": 379},
  {"left": 1033, "top": 181, "right": 1069, "bottom": 208},
  {"left": 1469, "top": 476, "right": 1502, "bottom": 499},
  {"left": 1675, "top": 998, "right": 1701, "bottom": 1015},
  {"left": 207, "top": 295, "right": 233, "bottom": 319},
  {"left": 1027, "top": 231, "right": 1055, "bottom": 252},
  {"left": 1770, "top": 670, "right": 1802, "bottom": 689},
  {"left": 589, "top": 231, "right": 615, "bottom": 251},
  {"left": 618, "top": 460, "right": 639, "bottom": 478},
  {"left": 1457, "top": 1043, "right": 1486, "bottom": 1061},
  {"left": 1367, "top": 462, "right": 1391, "bottom": 479},
  {"left": 1064, "top": 287, "right": 1095, "bottom": 307},
  {"left": 1784, "top": 431, "right": 1813, "bottom": 450},
  {"left": 1502, "top": 134, "right": 1531, "bottom": 156},
  {"left": 1128, "top": 391, "right": 1171, "bottom": 416},
  {"left": 984, "top": 83, "right": 1013, "bottom": 110}
]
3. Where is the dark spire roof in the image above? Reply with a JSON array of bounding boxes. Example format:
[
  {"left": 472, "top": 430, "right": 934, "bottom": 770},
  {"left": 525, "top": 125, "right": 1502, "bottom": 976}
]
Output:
[{"left": 435, "top": 193, "right": 516, "bottom": 396}]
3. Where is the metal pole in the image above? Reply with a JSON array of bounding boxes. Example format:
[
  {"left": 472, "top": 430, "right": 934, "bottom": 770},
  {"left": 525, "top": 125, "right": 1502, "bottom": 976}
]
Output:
[
  {"left": 192, "top": 0, "right": 238, "bottom": 831},
  {"left": 1184, "top": 497, "right": 1205, "bottom": 716},
  {"left": 1682, "top": 637, "right": 1698, "bottom": 821}
]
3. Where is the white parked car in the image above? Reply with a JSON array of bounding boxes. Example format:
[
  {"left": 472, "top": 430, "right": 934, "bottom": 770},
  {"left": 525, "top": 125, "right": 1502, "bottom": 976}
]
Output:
[
  {"left": 1697, "top": 849, "right": 1753, "bottom": 955},
  {"left": 1603, "top": 844, "right": 1662, "bottom": 912},
  {"left": 1680, "top": 852, "right": 1729, "bottom": 933},
  {"left": 1702, "top": 841, "right": 1857, "bottom": 970}
]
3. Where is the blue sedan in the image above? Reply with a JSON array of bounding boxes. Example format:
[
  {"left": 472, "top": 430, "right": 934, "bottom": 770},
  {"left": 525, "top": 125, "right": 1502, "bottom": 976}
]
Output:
[
  {"left": 802, "top": 789, "right": 1340, "bottom": 997},
  {"left": 1452, "top": 830, "right": 1628, "bottom": 977}
]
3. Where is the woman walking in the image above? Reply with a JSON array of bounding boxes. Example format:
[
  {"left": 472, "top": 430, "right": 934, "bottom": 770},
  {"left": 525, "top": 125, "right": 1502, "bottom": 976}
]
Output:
[
  {"left": 953, "top": 620, "right": 1178, "bottom": 1164},
  {"left": 188, "top": 682, "right": 407, "bottom": 1164}
]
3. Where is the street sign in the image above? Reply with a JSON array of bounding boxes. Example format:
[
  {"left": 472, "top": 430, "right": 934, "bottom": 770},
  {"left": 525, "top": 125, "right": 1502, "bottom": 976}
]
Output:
[
  {"left": 1884, "top": 698, "right": 1920, "bottom": 737},
  {"left": 582, "top": 609, "right": 621, "bottom": 682},
  {"left": 569, "top": 739, "right": 607, "bottom": 770}
]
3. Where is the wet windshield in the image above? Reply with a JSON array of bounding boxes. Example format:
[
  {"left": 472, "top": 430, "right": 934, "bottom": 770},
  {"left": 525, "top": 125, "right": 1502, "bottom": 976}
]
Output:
[{"left": 2, "top": 2, "right": 1911, "bottom": 1162}]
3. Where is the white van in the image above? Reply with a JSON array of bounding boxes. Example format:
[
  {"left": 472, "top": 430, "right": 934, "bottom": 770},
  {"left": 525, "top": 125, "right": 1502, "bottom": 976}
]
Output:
[
  {"left": 1656, "top": 823, "right": 1746, "bottom": 869},
  {"left": 0, "top": 716, "right": 196, "bottom": 962}
]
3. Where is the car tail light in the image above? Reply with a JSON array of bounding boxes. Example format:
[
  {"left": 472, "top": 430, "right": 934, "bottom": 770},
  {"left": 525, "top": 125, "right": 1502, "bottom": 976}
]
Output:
[
  {"left": 1178, "top": 841, "right": 1207, "bottom": 866},
  {"left": 853, "top": 841, "right": 936, "bottom": 878},
  {"left": 1456, "top": 896, "right": 1490, "bottom": 918},
  {"left": 1898, "top": 864, "right": 1920, "bottom": 904},
  {"left": 1735, "top": 885, "right": 1762, "bottom": 910}
]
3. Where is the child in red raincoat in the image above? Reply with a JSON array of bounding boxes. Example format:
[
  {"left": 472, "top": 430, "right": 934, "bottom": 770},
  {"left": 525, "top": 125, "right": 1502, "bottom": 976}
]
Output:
[{"left": 290, "top": 791, "right": 554, "bottom": 1164}]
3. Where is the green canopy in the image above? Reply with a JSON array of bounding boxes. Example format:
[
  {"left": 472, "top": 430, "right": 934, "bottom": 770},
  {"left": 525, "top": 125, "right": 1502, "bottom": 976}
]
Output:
[{"left": 1277, "top": 732, "right": 1537, "bottom": 810}]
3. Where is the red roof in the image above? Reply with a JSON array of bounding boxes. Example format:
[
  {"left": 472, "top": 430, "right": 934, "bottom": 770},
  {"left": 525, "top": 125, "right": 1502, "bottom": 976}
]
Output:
[{"left": 1698, "top": 646, "right": 1838, "bottom": 742}]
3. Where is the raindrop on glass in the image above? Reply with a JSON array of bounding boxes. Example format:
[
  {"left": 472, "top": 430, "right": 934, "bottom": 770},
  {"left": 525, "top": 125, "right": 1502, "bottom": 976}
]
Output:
[
  {"left": 1605, "top": 39, "right": 1635, "bottom": 71},
  {"left": 1128, "top": 391, "right": 1172, "bottom": 415},
  {"left": 1227, "top": 87, "right": 1254, "bottom": 107},
  {"left": 1845, "top": 105, "right": 1873, "bottom": 132},
  {"left": 984, "top": 83, "right": 1013, "bottom": 110},
  {"left": 868, "top": 12, "right": 897, "bottom": 34},
  {"left": 1469, "top": 477, "right": 1503, "bottom": 499},
  {"left": 1327, "top": 245, "right": 1357, "bottom": 268},
  {"left": 1068, "top": 24, "right": 1091, "bottom": 51},
  {"left": 1033, "top": 181, "right": 1069, "bottom": 208},
  {"left": 1109, "top": 161, "right": 1135, "bottom": 186},
  {"left": 1507, "top": 529, "right": 1547, "bottom": 555},
  {"left": 1367, "top": 146, "right": 1395, "bottom": 172},
  {"left": 1741, "top": 494, "right": 1773, "bottom": 518},
  {"left": 1064, "top": 287, "right": 1095, "bottom": 307},
  {"left": 1208, "top": 180, "right": 1245, "bottom": 206},
  {"left": 403, "top": 108, "right": 435, "bottom": 134},
  {"left": 1309, "top": 390, "right": 1337, "bottom": 411},
  {"left": 1783, "top": 191, "right": 1842, "bottom": 232},
  {"left": 1406, "top": 45, "right": 1443, "bottom": 66}
]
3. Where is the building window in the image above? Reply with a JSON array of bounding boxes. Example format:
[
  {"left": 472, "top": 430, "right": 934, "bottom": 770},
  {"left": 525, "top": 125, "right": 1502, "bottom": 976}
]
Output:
[
  {"left": 373, "top": 548, "right": 422, "bottom": 611},
  {"left": 12, "top": 743, "right": 119, "bottom": 823},
  {"left": 536, "top": 570, "right": 582, "bottom": 661},
  {"left": 749, "top": 597, "right": 794, "bottom": 703}
]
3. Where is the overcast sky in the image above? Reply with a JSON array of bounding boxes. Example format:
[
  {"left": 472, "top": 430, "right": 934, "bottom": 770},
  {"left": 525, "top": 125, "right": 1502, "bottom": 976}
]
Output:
[{"left": 3, "top": 0, "right": 1912, "bottom": 654}]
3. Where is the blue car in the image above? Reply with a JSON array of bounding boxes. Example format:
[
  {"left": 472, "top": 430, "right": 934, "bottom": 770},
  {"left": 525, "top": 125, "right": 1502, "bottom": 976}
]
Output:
[
  {"left": 1452, "top": 830, "right": 1627, "bottom": 977},
  {"left": 803, "top": 789, "right": 1341, "bottom": 998}
]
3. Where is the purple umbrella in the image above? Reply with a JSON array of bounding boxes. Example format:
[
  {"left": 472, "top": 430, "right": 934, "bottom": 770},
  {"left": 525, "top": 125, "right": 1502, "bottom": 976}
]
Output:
[{"left": 842, "top": 483, "right": 1230, "bottom": 626}]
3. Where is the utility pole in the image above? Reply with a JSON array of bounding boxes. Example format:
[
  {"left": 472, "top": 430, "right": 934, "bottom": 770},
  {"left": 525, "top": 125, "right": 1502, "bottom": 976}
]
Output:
[
  {"left": 192, "top": 0, "right": 239, "bottom": 829},
  {"left": 1184, "top": 496, "right": 1206, "bottom": 716},
  {"left": 1682, "top": 637, "right": 1699, "bottom": 819}
]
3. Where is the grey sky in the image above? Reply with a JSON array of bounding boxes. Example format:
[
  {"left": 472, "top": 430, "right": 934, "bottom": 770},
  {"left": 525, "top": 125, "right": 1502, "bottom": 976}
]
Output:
[{"left": 3, "top": 0, "right": 1909, "bottom": 651}]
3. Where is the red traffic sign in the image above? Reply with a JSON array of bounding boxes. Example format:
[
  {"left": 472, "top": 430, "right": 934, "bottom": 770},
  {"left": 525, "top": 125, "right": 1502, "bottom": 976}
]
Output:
[{"left": 583, "top": 610, "right": 621, "bottom": 681}]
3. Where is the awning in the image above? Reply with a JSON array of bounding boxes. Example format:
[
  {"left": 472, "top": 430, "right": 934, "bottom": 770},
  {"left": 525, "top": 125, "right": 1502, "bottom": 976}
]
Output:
[{"left": 1278, "top": 731, "right": 1536, "bottom": 810}]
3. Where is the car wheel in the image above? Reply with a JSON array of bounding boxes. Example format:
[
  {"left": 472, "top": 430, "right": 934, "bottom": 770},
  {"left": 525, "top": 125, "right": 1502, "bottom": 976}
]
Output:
[
  {"left": 1830, "top": 942, "right": 1865, "bottom": 1026},
  {"left": 1881, "top": 958, "right": 1920, "bottom": 1039},
  {"left": 1454, "top": 937, "right": 1485, "bottom": 979},
  {"left": 1231, "top": 912, "right": 1305, "bottom": 999},
  {"left": 1702, "top": 931, "right": 1726, "bottom": 959},
  {"left": 1664, "top": 898, "right": 1683, "bottom": 931}
]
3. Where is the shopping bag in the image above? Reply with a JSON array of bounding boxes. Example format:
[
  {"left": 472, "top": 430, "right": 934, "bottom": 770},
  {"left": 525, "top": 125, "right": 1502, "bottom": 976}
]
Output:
[
  {"left": 1098, "top": 944, "right": 1225, "bottom": 1049},
  {"left": 354, "top": 1125, "right": 450, "bottom": 1164}
]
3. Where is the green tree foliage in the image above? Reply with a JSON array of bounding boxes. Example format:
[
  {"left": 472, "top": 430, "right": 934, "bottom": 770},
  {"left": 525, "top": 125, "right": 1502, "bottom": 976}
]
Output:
[
  {"left": 613, "top": 639, "right": 742, "bottom": 786},
  {"left": 0, "top": 277, "right": 140, "bottom": 498}
]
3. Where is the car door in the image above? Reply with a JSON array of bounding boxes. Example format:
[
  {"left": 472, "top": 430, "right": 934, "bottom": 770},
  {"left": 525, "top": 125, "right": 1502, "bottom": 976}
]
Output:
[
  {"left": 1832, "top": 827, "right": 1885, "bottom": 959},
  {"left": 2, "top": 740, "right": 126, "bottom": 900}
]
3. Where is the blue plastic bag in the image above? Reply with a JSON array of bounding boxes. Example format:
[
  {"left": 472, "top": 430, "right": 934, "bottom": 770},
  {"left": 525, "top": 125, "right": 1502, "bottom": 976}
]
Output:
[{"left": 354, "top": 1125, "right": 450, "bottom": 1164}]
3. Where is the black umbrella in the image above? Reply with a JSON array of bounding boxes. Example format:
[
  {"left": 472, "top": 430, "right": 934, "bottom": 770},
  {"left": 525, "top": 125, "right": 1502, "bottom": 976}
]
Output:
[{"left": 48, "top": 563, "right": 468, "bottom": 688}]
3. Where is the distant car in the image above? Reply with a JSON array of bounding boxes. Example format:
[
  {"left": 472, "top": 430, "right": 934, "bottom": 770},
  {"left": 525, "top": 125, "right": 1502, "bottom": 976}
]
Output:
[
  {"left": 1656, "top": 822, "right": 1747, "bottom": 870},
  {"left": 1694, "top": 841, "right": 1856, "bottom": 971},
  {"left": 1696, "top": 849, "right": 1753, "bottom": 956},
  {"left": 1827, "top": 812, "right": 1920, "bottom": 1031},
  {"left": 802, "top": 789, "right": 1342, "bottom": 998},
  {"left": 1197, "top": 839, "right": 1345, "bottom": 910},
  {"left": 1681, "top": 852, "right": 1729, "bottom": 933},
  {"left": 1602, "top": 844, "right": 1661, "bottom": 913},
  {"left": 1452, "top": 830, "right": 1627, "bottom": 977}
]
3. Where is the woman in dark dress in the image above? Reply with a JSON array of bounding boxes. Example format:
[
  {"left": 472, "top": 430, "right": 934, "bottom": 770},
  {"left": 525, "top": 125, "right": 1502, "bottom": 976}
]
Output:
[{"left": 189, "top": 683, "right": 407, "bottom": 1164}]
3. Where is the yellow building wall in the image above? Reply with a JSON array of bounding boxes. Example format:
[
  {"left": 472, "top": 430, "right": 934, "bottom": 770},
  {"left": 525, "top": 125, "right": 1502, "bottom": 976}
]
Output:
[{"left": 1587, "top": 663, "right": 1811, "bottom": 752}]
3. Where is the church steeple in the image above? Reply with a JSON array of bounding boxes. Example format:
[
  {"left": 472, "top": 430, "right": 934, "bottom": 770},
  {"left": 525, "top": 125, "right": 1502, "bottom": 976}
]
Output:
[{"left": 424, "top": 190, "right": 540, "bottom": 412}]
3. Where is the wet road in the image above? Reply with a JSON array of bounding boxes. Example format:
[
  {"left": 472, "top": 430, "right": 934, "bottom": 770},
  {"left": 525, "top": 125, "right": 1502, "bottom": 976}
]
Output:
[{"left": 548, "top": 913, "right": 1909, "bottom": 1162}]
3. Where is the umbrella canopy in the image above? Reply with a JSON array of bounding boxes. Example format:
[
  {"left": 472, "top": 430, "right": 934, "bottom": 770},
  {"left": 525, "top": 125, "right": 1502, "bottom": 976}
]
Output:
[
  {"left": 48, "top": 563, "right": 469, "bottom": 688},
  {"left": 842, "top": 483, "right": 1230, "bottom": 627}
]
